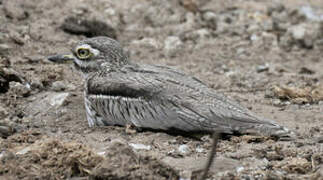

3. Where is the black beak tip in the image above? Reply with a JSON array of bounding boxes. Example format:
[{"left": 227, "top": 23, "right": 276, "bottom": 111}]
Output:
[{"left": 47, "top": 55, "right": 58, "bottom": 62}]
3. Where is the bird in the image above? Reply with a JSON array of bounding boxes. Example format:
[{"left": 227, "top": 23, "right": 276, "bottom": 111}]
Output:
[{"left": 48, "top": 36, "right": 290, "bottom": 137}]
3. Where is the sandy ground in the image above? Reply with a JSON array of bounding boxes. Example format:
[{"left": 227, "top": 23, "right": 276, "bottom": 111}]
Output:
[{"left": 0, "top": 0, "right": 323, "bottom": 179}]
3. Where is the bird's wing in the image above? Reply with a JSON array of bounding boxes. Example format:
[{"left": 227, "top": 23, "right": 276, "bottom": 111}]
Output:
[{"left": 86, "top": 64, "right": 289, "bottom": 136}]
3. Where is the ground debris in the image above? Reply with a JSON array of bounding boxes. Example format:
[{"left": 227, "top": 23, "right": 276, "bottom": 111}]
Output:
[
  {"left": 271, "top": 85, "right": 323, "bottom": 104},
  {"left": 275, "top": 157, "right": 312, "bottom": 174},
  {"left": 0, "top": 66, "right": 25, "bottom": 94},
  {"left": 0, "top": 139, "right": 179, "bottom": 180},
  {"left": 61, "top": 16, "right": 117, "bottom": 39}
]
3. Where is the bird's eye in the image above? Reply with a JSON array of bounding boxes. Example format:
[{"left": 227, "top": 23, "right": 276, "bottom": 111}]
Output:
[{"left": 76, "top": 48, "right": 91, "bottom": 59}]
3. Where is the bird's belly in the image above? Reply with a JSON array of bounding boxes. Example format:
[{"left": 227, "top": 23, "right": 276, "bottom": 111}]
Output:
[{"left": 85, "top": 94, "right": 181, "bottom": 130}]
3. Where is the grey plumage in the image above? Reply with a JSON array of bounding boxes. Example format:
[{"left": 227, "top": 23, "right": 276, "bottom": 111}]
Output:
[{"left": 48, "top": 36, "right": 290, "bottom": 137}]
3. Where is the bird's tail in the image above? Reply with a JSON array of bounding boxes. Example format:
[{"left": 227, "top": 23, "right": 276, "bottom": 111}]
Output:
[{"left": 237, "top": 118, "right": 294, "bottom": 138}]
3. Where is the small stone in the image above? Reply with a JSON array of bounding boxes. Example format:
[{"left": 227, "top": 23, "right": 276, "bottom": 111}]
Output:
[
  {"left": 299, "top": 67, "right": 315, "bottom": 74},
  {"left": 267, "top": 3, "right": 285, "bottom": 16},
  {"left": 0, "top": 105, "right": 8, "bottom": 119},
  {"left": 61, "top": 16, "right": 117, "bottom": 39},
  {"left": 131, "top": 38, "right": 161, "bottom": 49},
  {"left": 51, "top": 81, "right": 66, "bottom": 91},
  {"left": 0, "top": 44, "right": 11, "bottom": 55},
  {"left": 247, "top": 24, "right": 261, "bottom": 34},
  {"left": 30, "top": 78, "right": 44, "bottom": 90},
  {"left": 25, "top": 55, "right": 43, "bottom": 63},
  {"left": 164, "top": 36, "right": 183, "bottom": 57},
  {"left": 3, "top": 0, "right": 28, "bottom": 20},
  {"left": 316, "top": 136, "right": 323, "bottom": 143},
  {"left": 10, "top": 31, "right": 24, "bottom": 45},
  {"left": 49, "top": 92, "right": 70, "bottom": 107},
  {"left": 193, "top": 28, "right": 211, "bottom": 39},
  {"left": 256, "top": 63, "right": 269, "bottom": 73},
  {"left": 203, "top": 11, "right": 217, "bottom": 29},
  {"left": 16, "top": 146, "right": 32, "bottom": 155},
  {"left": 236, "top": 166, "right": 244, "bottom": 173},
  {"left": 262, "top": 19, "right": 274, "bottom": 31},
  {"left": 129, "top": 143, "right": 151, "bottom": 151},
  {"left": 0, "top": 151, "right": 15, "bottom": 161},
  {"left": 291, "top": 25, "right": 306, "bottom": 40},
  {"left": 195, "top": 147, "right": 204, "bottom": 153},
  {"left": 0, "top": 124, "right": 14, "bottom": 138},
  {"left": 9, "top": 81, "right": 31, "bottom": 97},
  {"left": 273, "top": 99, "right": 283, "bottom": 106},
  {"left": 178, "top": 144, "right": 189, "bottom": 154},
  {"left": 250, "top": 34, "right": 259, "bottom": 41}
]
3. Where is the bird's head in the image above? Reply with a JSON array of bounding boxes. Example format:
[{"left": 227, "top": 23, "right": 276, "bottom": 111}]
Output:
[{"left": 48, "top": 36, "right": 128, "bottom": 76}]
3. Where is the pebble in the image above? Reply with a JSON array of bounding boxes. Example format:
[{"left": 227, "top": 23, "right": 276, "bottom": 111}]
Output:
[
  {"left": 0, "top": 44, "right": 11, "bottom": 55},
  {"left": 3, "top": 0, "right": 28, "bottom": 20},
  {"left": 49, "top": 92, "right": 70, "bottom": 107},
  {"left": 236, "top": 166, "right": 244, "bottom": 173},
  {"left": 131, "top": 38, "right": 161, "bottom": 49},
  {"left": 290, "top": 24, "right": 306, "bottom": 40},
  {"left": 9, "top": 81, "right": 31, "bottom": 97},
  {"left": 193, "top": 28, "right": 211, "bottom": 39},
  {"left": 51, "top": 81, "right": 67, "bottom": 91},
  {"left": 256, "top": 63, "right": 269, "bottom": 73},
  {"left": 164, "top": 36, "right": 183, "bottom": 57},
  {"left": 0, "top": 105, "right": 8, "bottom": 119},
  {"left": 195, "top": 147, "right": 204, "bottom": 153},
  {"left": 129, "top": 143, "right": 151, "bottom": 151},
  {"left": 178, "top": 144, "right": 189, "bottom": 154},
  {"left": 203, "top": 11, "right": 217, "bottom": 29},
  {"left": 16, "top": 146, "right": 32, "bottom": 155}
]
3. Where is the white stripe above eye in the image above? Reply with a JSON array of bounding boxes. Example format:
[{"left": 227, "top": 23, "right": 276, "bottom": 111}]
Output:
[{"left": 77, "top": 44, "right": 100, "bottom": 56}]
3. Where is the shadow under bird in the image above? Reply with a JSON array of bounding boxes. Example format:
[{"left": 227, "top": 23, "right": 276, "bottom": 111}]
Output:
[{"left": 48, "top": 36, "right": 291, "bottom": 137}]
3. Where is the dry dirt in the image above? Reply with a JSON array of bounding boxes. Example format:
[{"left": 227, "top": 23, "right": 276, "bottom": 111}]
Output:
[{"left": 0, "top": 0, "right": 323, "bottom": 179}]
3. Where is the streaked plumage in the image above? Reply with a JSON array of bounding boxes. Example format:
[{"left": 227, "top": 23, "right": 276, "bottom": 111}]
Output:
[{"left": 48, "top": 36, "right": 290, "bottom": 137}]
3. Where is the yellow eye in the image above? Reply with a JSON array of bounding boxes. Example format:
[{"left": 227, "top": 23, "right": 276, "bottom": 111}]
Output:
[{"left": 76, "top": 48, "right": 91, "bottom": 59}]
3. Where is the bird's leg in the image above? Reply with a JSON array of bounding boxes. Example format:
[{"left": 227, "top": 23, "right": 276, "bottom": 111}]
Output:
[{"left": 200, "top": 132, "right": 220, "bottom": 180}]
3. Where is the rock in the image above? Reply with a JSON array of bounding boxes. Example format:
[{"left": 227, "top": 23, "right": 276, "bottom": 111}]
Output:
[
  {"left": 0, "top": 105, "right": 8, "bottom": 119},
  {"left": 3, "top": 0, "right": 28, "bottom": 20},
  {"left": 16, "top": 146, "right": 32, "bottom": 155},
  {"left": 202, "top": 11, "right": 217, "bottom": 29},
  {"left": 267, "top": 3, "right": 285, "bottom": 16},
  {"left": 131, "top": 38, "right": 161, "bottom": 49},
  {"left": 129, "top": 143, "right": 151, "bottom": 151},
  {"left": 51, "top": 81, "right": 66, "bottom": 91},
  {"left": 0, "top": 123, "right": 15, "bottom": 138},
  {"left": 195, "top": 147, "right": 204, "bottom": 153},
  {"left": 193, "top": 29, "right": 211, "bottom": 39},
  {"left": 291, "top": 24, "right": 306, "bottom": 40},
  {"left": 49, "top": 92, "right": 70, "bottom": 107},
  {"left": 262, "top": 19, "right": 274, "bottom": 31},
  {"left": 0, "top": 44, "right": 11, "bottom": 55},
  {"left": 30, "top": 78, "right": 43, "bottom": 90},
  {"left": 25, "top": 55, "right": 43, "bottom": 64},
  {"left": 0, "top": 67, "right": 25, "bottom": 93},
  {"left": 299, "top": 67, "right": 315, "bottom": 75},
  {"left": 8, "top": 81, "right": 31, "bottom": 97},
  {"left": 10, "top": 31, "right": 24, "bottom": 45},
  {"left": 0, "top": 32, "right": 8, "bottom": 44},
  {"left": 61, "top": 16, "right": 117, "bottom": 39},
  {"left": 256, "top": 63, "right": 269, "bottom": 73},
  {"left": 164, "top": 36, "right": 183, "bottom": 57},
  {"left": 178, "top": 144, "right": 189, "bottom": 154},
  {"left": 299, "top": 6, "right": 323, "bottom": 22}
]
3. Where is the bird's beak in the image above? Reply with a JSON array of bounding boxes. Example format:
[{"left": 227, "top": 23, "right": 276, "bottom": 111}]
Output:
[{"left": 47, "top": 54, "right": 75, "bottom": 64}]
